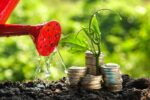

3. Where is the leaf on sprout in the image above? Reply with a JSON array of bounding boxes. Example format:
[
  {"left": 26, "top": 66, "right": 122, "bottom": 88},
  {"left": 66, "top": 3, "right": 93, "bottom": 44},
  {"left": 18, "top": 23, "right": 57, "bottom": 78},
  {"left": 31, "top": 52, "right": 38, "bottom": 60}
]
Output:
[
  {"left": 91, "top": 14, "right": 101, "bottom": 37},
  {"left": 60, "top": 34, "right": 89, "bottom": 53}
]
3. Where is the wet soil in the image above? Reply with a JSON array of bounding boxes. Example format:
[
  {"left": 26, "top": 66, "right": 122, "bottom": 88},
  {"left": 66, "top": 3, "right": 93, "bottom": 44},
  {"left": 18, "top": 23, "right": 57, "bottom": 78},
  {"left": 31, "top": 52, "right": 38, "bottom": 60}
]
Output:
[{"left": 0, "top": 75, "right": 150, "bottom": 100}]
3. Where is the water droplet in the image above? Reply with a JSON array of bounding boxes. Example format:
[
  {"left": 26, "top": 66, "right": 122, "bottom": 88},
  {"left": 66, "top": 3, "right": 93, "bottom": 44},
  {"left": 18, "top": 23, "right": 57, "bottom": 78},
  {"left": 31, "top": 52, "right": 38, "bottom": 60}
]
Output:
[
  {"left": 56, "top": 48, "right": 68, "bottom": 75},
  {"left": 43, "top": 56, "right": 51, "bottom": 79},
  {"left": 45, "top": 71, "right": 51, "bottom": 78},
  {"left": 64, "top": 69, "right": 68, "bottom": 74},
  {"left": 34, "top": 56, "right": 42, "bottom": 80}
]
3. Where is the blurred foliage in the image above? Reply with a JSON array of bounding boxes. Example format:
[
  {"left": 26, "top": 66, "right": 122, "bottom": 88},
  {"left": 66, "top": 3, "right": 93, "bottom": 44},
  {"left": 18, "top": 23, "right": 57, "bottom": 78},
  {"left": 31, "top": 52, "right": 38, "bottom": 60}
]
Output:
[{"left": 0, "top": 0, "right": 150, "bottom": 81}]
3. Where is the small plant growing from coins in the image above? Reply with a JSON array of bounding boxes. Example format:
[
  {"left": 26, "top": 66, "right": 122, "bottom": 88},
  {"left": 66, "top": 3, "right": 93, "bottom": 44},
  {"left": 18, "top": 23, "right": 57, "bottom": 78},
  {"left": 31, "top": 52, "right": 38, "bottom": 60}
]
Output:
[
  {"left": 62, "top": 10, "right": 103, "bottom": 75},
  {"left": 82, "top": 11, "right": 102, "bottom": 75},
  {"left": 62, "top": 9, "right": 121, "bottom": 75}
]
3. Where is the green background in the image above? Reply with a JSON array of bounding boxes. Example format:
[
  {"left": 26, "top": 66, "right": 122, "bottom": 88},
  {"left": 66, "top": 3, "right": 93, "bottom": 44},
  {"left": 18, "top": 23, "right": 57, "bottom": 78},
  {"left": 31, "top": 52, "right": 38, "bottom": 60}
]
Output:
[{"left": 0, "top": 0, "right": 150, "bottom": 81}]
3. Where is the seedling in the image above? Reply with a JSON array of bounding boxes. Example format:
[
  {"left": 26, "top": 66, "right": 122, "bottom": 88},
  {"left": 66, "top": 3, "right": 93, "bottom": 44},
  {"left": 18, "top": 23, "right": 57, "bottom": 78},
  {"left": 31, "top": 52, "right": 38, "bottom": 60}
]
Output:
[{"left": 61, "top": 9, "right": 121, "bottom": 75}]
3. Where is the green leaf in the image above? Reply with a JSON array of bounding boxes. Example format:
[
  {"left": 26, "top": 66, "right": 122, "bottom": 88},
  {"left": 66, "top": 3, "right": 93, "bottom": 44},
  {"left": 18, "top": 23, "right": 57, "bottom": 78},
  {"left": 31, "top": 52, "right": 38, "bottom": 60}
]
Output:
[
  {"left": 60, "top": 34, "right": 89, "bottom": 52},
  {"left": 91, "top": 14, "right": 101, "bottom": 36}
]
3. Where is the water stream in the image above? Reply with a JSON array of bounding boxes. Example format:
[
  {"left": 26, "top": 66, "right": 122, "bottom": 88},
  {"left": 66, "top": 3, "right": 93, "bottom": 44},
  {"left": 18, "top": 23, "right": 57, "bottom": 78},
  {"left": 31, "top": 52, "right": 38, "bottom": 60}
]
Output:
[
  {"left": 56, "top": 48, "right": 68, "bottom": 75},
  {"left": 34, "top": 47, "right": 67, "bottom": 80}
]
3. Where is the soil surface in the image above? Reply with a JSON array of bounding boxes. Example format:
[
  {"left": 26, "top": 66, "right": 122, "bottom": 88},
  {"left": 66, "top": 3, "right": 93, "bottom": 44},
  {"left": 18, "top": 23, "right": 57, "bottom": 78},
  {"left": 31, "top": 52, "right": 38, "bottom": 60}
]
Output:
[{"left": 0, "top": 75, "right": 150, "bottom": 100}]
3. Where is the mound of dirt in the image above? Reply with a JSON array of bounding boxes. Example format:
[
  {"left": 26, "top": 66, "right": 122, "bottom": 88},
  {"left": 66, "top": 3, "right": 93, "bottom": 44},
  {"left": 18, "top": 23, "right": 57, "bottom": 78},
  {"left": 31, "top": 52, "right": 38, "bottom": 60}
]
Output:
[{"left": 0, "top": 75, "right": 150, "bottom": 100}]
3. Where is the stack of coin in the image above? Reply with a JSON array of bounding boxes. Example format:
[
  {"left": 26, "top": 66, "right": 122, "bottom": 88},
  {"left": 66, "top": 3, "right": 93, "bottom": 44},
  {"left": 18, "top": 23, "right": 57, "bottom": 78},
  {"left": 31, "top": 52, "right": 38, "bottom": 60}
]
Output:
[
  {"left": 99, "top": 53, "right": 104, "bottom": 66},
  {"left": 85, "top": 51, "right": 104, "bottom": 75},
  {"left": 68, "top": 66, "right": 87, "bottom": 86},
  {"left": 101, "top": 63, "right": 122, "bottom": 92},
  {"left": 81, "top": 74, "right": 103, "bottom": 90}
]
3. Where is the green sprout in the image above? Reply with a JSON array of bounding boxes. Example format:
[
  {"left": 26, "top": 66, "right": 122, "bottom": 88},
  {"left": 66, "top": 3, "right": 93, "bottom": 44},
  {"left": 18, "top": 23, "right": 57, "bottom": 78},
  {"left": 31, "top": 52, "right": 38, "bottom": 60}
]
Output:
[{"left": 61, "top": 9, "right": 121, "bottom": 75}]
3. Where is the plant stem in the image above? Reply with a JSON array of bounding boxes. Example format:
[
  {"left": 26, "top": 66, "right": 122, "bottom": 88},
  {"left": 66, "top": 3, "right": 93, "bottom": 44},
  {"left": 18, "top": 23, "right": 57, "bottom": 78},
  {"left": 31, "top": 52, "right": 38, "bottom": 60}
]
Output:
[{"left": 95, "top": 54, "right": 100, "bottom": 75}]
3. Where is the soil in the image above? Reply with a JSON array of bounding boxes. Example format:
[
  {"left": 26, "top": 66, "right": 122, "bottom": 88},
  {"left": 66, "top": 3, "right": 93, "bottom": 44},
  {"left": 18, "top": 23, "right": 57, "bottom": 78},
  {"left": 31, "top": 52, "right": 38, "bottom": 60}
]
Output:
[{"left": 0, "top": 75, "right": 150, "bottom": 100}]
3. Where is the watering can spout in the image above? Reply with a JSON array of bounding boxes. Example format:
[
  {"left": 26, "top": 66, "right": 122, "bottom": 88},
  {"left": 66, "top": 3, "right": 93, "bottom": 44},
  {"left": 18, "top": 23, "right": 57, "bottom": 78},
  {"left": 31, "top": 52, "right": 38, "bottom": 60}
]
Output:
[
  {"left": 0, "top": 21, "right": 62, "bottom": 56},
  {"left": 0, "top": 24, "right": 43, "bottom": 37},
  {"left": 0, "top": 0, "right": 61, "bottom": 56}
]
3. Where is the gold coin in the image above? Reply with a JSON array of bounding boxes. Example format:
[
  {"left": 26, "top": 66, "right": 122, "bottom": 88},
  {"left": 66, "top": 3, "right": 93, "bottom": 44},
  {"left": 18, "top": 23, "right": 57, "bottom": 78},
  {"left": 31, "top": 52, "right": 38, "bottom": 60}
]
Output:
[
  {"left": 86, "top": 66, "right": 97, "bottom": 75},
  {"left": 108, "top": 84, "right": 122, "bottom": 92},
  {"left": 82, "top": 78, "right": 102, "bottom": 83},
  {"left": 83, "top": 84, "right": 102, "bottom": 89},
  {"left": 83, "top": 74, "right": 102, "bottom": 80},
  {"left": 85, "top": 51, "right": 94, "bottom": 57},
  {"left": 68, "top": 70, "right": 86, "bottom": 74},
  {"left": 68, "top": 69, "right": 86, "bottom": 72},
  {"left": 81, "top": 80, "right": 101, "bottom": 85},
  {"left": 85, "top": 57, "right": 96, "bottom": 65},
  {"left": 69, "top": 78, "right": 80, "bottom": 83},
  {"left": 68, "top": 72, "right": 86, "bottom": 76}
]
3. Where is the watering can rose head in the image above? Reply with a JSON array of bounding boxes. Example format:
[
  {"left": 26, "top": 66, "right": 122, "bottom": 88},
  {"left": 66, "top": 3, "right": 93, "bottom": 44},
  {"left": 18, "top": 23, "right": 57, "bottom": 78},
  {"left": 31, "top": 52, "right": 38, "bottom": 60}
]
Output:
[{"left": 36, "top": 21, "right": 62, "bottom": 56}]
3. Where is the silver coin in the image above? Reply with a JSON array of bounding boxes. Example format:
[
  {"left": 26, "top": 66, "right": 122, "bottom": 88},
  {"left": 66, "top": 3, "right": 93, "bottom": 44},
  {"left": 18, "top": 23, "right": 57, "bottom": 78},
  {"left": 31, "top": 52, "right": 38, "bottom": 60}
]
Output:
[{"left": 104, "top": 74, "right": 121, "bottom": 79}]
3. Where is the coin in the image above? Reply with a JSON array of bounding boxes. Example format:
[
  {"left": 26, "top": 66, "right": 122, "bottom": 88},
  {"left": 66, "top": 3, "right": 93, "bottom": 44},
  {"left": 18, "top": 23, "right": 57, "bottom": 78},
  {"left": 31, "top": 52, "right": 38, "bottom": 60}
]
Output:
[
  {"left": 104, "top": 73, "right": 121, "bottom": 79},
  {"left": 68, "top": 66, "right": 87, "bottom": 71},
  {"left": 81, "top": 80, "right": 101, "bottom": 85},
  {"left": 69, "top": 80, "right": 79, "bottom": 85},
  {"left": 105, "top": 79, "right": 122, "bottom": 86},
  {"left": 101, "top": 63, "right": 122, "bottom": 92},
  {"left": 85, "top": 57, "right": 96, "bottom": 65},
  {"left": 99, "top": 53, "right": 104, "bottom": 65},
  {"left": 102, "top": 68, "right": 119, "bottom": 72},
  {"left": 83, "top": 74, "right": 102, "bottom": 80},
  {"left": 85, "top": 51, "right": 94, "bottom": 57},
  {"left": 105, "top": 63, "right": 120, "bottom": 68},
  {"left": 85, "top": 51, "right": 96, "bottom": 65},
  {"left": 107, "top": 84, "right": 122, "bottom": 92},
  {"left": 86, "top": 65, "right": 97, "bottom": 75},
  {"left": 68, "top": 66, "right": 87, "bottom": 86},
  {"left": 67, "top": 72, "right": 86, "bottom": 77},
  {"left": 81, "top": 75, "right": 103, "bottom": 89},
  {"left": 69, "top": 78, "right": 80, "bottom": 86},
  {"left": 82, "top": 83, "right": 102, "bottom": 90}
]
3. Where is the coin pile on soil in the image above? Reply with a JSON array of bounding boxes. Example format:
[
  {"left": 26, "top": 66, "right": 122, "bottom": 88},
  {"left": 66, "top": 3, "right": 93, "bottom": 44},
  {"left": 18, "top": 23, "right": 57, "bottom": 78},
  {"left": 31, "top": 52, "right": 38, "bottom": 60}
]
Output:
[
  {"left": 68, "top": 66, "right": 86, "bottom": 85},
  {"left": 85, "top": 51, "right": 104, "bottom": 75},
  {"left": 0, "top": 75, "right": 150, "bottom": 100},
  {"left": 102, "top": 63, "right": 123, "bottom": 92},
  {"left": 81, "top": 74, "right": 103, "bottom": 90}
]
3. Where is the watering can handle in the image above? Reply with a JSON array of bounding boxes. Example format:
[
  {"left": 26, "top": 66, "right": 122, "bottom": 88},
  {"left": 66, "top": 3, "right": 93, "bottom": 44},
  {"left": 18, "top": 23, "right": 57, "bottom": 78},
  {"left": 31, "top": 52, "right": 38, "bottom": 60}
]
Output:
[{"left": 0, "top": 0, "right": 20, "bottom": 23}]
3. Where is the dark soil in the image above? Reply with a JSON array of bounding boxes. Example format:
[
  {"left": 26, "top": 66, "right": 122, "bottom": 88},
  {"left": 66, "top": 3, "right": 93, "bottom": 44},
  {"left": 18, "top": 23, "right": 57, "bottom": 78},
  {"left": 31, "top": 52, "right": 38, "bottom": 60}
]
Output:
[{"left": 0, "top": 75, "right": 150, "bottom": 100}]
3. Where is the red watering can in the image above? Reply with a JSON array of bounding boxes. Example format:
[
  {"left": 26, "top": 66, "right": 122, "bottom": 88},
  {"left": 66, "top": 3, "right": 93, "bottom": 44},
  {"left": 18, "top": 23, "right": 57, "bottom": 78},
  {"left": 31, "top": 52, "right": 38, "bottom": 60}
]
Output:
[
  {"left": 0, "top": 0, "right": 19, "bottom": 23},
  {"left": 0, "top": 0, "right": 62, "bottom": 56}
]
